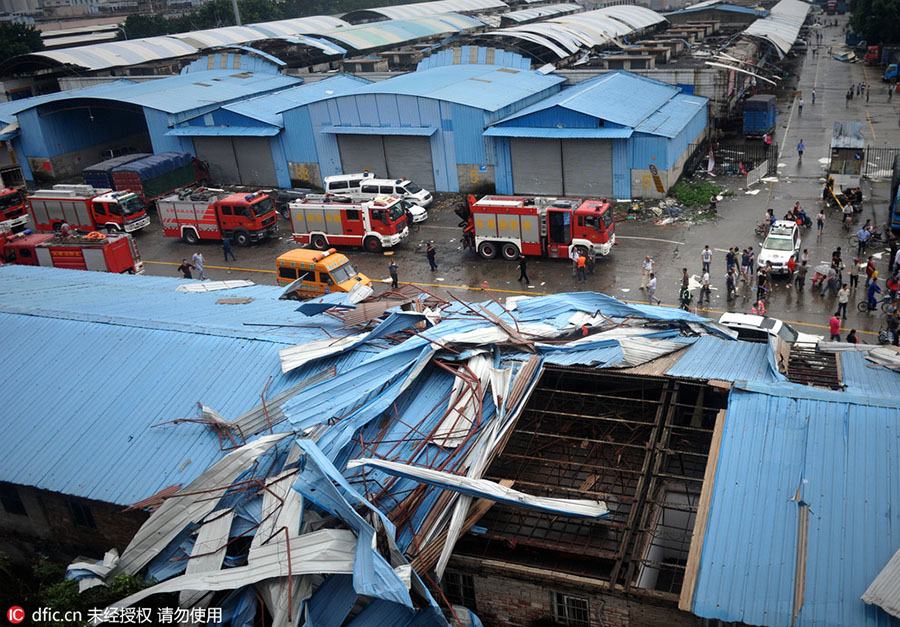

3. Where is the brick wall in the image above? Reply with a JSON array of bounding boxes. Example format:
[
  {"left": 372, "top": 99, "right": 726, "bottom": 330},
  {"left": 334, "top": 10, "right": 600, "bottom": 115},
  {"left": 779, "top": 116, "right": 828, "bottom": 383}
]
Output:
[
  {"left": 449, "top": 556, "right": 703, "bottom": 627},
  {"left": 0, "top": 483, "right": 148, "bottom": 564}
]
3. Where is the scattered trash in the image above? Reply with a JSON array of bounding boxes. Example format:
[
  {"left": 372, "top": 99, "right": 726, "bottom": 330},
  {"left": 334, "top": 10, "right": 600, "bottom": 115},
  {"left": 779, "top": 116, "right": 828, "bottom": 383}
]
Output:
[
  {"left": 746, "top": 189, "right": 761, "bottom": 195},
  {"left": 761, "top": 176, "right": 779, "bottom": 183},
  {"left": 540, "top": 282, "right": 546, "bottom": 286},
  {"left": 621, "top": 288, "right": 631, "bottom": 293},
  {"left": 436, "top": 277, "right": 445, "bottom": 281},
  {"left": 777, "top": 163, "right": 787, "bottom": 168}
]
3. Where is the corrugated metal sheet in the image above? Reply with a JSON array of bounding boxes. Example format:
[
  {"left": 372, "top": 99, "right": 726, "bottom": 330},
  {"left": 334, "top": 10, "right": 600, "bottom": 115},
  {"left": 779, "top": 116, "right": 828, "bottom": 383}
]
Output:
[
  {"left": 0, "top": 265, "right": 354, "bottom": 506},
  {"left": 417, "top": 45, "right": 532, "bottom": 70},
  {"left": 319, "top": 14, "right": 484, "bottom": 51},
  {"left": 862, "top": 547, "right": 900, "bottom": 619},
  {"left": 743, "top": 0, "right": 809, "bottom": 56},
  {"left": 597, "top": 5, "right": 668, "bottom": 29},
  {"left": 322, "top": 125, "right": 437, "bottom": 135},
  {"left": 342, "top": 0, "right": 504, "bottom": 22},
  {"left": 692, "top": 385, "right": 900, "bottom": 627},
  {"left": 838, "top": 350, "right": 900, "bottom": 397},
  {"left": 222, "top": 74, "right": 371, "bottom": 126},
  {"left": 484, "top": 126, "right": 634, "bottom": 138},
  {"left": 665, "top": 335, "right": 782, "bottom": 382},
  {"left": 166, "top": 126, "right": 279, "bottom": 136},
  {"left": 634, "top": 93, "right": 707, "bottom": 138},
  {"left": 667, "top": 3, "right": 767, "bottom": 16},
  {"left": 831, "top": 121, "right": 865, "bottom": 149},
  {"left": 501, "top": 4, "right": 581, "bottom": 24},
  {"left": 344, "top": 63, "right": 565, "bottom": 112},
  {"left": 495, "top": 72, "right": 681, "bottom": 130}
]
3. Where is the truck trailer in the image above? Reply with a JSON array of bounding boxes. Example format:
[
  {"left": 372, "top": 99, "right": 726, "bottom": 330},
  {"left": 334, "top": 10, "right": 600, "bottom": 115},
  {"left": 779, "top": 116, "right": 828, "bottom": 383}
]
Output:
[
  {"left": 158, "top": 188, "right": 279, "bottom": 246},
  {"left": 457, "top": 194, "right": 615, "bottom": 260},
  {"left": 1, "top": 231, "right": 143, "bottom": 274},
  {"left": 82, "top": 153, "right": 150, "bottom": 190},
  {"left": 110, "top": 152, "right": 210, "bottom": 205},
  {"left": 27, "top": 185, "right": 151, "bottom": 234},
  {"left": 743, "top": 95, "right": 777, "bottom": 139}
]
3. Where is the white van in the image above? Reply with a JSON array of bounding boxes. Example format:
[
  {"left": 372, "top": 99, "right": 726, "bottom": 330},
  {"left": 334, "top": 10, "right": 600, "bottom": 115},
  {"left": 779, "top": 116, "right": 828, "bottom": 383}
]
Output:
[
  {"left": 359, "top": 178, "right": 433, "bottom": 207},
  {"left": 323, "top": 172, "right": 376, "bottom": 194}
]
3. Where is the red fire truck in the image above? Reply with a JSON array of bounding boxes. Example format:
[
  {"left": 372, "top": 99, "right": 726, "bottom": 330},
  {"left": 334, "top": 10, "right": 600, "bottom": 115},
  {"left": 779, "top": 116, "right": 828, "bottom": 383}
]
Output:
[
  {"left": 157, "top": 188, "right": 279, "bottom": 245},
  {"left": 26, "top": 185, "right": 151, "bottom": 234},
  {"left": 288, "top": 194, "right": 409, "bottom": 252},
  {"left": 458, "top": 194, "right": 615, "bottom": 260},
  {"left": 1, "top": 231, "right": 143, "bottom": 274},
  {"left": 0, "top": 188, "right": 28, "bottom": 232}
]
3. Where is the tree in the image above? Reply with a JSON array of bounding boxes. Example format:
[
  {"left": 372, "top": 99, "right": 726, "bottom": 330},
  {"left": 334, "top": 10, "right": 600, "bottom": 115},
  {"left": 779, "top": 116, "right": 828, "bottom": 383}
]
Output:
[
  {"left": 122, "top": 13, "right": 172, "bottom": 39},
  {"left": 0, "top": 22, "right": 43, "bottom": 63},
  {"left": 851, "top": 0, "right": 900, "bottom": 43}
]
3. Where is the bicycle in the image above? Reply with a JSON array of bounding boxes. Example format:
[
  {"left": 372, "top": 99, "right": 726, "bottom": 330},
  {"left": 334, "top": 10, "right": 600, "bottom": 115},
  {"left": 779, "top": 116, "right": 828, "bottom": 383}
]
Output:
[
  {"left": 857, "top": 296, "right": 894, "bottom": 314},
  {"left": 848, "top": 228, "right": 885, "bottom": 247}
]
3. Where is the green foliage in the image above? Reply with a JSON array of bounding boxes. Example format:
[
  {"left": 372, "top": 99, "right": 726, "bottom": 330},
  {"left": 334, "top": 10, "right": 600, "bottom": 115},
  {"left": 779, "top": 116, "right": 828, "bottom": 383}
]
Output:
[
  {"left": 851, "top": 0, "right": 900, "bottom": 43},
  {"left": 41, "top": 574, "right": 156, "bottom": 625},
  {"left": 669, "top": 181, "right": 722, "bottom": 208},
  {"left": 0, "top": 22, "right": 43, "bottom": 63}
]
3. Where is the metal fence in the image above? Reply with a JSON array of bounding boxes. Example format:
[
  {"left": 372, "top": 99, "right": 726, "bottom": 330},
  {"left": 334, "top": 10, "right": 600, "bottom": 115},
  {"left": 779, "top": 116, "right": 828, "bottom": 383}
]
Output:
[
  {"left": 863, "top": 147, "right": 900, "bottom": 180},
  {"left": 684, "top": 141, "right": 778, "bottom": 178}
]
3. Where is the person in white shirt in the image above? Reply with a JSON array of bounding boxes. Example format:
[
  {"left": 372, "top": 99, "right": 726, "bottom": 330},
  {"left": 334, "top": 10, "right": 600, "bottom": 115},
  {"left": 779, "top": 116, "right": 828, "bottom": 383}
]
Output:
[
  {"left": 640, "top": 255, "right": 654, "bottom": 290},
  {"left": 647, "top": 273, "right": 658, "bottom": 304},
  {"left": 699, "top": 270, "right": 711, "bottom": 305},
  {"left": 701, "top": 246, "right": 712, "bottom": 273}
]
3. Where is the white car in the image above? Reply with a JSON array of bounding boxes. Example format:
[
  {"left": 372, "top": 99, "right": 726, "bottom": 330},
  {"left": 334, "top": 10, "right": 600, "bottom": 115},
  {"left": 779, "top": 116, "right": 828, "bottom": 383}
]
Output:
[
  {"left": 758, "top": 220, "right": 801, "bottom": 275},
  {"left": 718, "top": 313, "right": 822, "bottom": 346},
  {"left": 401, "top": 199, "right": 428, "bottom": 223},
  {"left": 359, "top": 178, "right": 433, "bottom": 207}
]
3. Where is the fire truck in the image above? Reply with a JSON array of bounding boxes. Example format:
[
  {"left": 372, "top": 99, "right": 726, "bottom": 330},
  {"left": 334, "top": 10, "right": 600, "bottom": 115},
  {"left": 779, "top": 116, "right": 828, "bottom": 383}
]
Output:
[
  {"left": 27, "top": 185, "right": 151, "bottom": 234},
  {"left": 1, "top": 230, "right": 143, "bottom": 274},
  {"left": 288, "top": 194, "right": 408, "bottom": 252},
  {"left": 0, "top": 188, "right": 28, "bottom": 232},
  {"left": 457, "top": 194, "right": 615, "bottom": 260},
  {"left": 157, "top": 188, "right": 279, "bottom": 246}
]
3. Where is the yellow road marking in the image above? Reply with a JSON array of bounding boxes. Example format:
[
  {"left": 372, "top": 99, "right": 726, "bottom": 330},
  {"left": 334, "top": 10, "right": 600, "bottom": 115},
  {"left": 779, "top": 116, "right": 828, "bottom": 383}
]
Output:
[{"left": 865, "top": 108, "right": 877, "bottom": 140}]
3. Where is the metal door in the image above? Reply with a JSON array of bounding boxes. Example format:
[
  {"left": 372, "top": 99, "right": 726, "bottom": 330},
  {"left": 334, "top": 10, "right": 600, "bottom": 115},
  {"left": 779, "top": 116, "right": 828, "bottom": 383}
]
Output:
[
  {"left": 234, "top": 137, "right": 278, "bottom": 187},
  {"left": 561, "top": 139, "right": 613, "bottom": 197},
  {"left": 337, "top": 135, "right": 388, "bottom": 178},
  {"left": 383, "top": 136, "right": 435, "bottom": 190},
  {"left": 510, "top": 138, "right": 563, "bottom": 195},
  {"left": 194, "top": 137, "right": 240, "bottom": 185}
]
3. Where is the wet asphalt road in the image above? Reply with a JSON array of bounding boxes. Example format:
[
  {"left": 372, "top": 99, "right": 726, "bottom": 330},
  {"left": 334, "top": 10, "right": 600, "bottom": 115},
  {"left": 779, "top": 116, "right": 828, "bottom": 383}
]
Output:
[{"left": 134, "top": 13, "right": 898, "bottom": 340}]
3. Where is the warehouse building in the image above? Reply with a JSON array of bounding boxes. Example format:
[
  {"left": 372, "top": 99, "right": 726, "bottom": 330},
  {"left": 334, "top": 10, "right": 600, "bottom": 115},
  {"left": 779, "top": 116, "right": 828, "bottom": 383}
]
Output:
[
  {"left": 485, "top": 71, "right": 708, "bottom": 198},
  {"left": 293, "top": 56, "right": 565, "bottom": 193}
]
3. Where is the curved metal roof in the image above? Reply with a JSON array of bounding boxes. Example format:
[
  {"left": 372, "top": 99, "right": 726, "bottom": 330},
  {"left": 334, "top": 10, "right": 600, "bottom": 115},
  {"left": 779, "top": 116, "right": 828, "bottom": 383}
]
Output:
[
  {"left": 342, "top": 0, "right": 505, "bottom": 23},
  {"left": 318, "top": 14, "right": 484, "bottom": 51},
  {"left": 597, "top": 5, "right": 668, "bottom": 29},
  {"left": 500, "top": 3, "right": 581, "bottom": 24},
  {"left": 2, "top": 15, "right": 350, "bottom": 73},
  {"left": 742, "top": 0, "right": 809, "bottom": 56},
  {"left": 483, "top": 30, "right": 571, "bottom": 58}
]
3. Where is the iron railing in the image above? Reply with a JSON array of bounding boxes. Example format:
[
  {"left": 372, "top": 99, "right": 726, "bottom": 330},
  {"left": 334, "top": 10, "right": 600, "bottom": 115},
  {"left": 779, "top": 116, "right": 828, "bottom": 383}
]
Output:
[{"left": 684, "top": 141, "right": 778, "bottom": 178}]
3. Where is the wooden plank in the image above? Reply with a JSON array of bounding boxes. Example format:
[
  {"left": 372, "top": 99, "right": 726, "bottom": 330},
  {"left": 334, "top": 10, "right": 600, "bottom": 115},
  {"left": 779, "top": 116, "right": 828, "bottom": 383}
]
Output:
[{"left": 679, "top": 408, "right": 727, "bottom": 612}]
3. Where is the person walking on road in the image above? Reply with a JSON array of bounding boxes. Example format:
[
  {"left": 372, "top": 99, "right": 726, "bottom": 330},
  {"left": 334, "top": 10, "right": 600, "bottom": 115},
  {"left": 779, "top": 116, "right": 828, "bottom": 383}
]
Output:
[
  {"left": 865, "top": 256, "right": 876, "bottom": 287},
  {"left": 740, "top": 248, "right": 751, "bottom": 283},
  {"left": 796, "top": 260, "right": 808, "bottom": 292},
  {"left": 640, "top": 255, "right": 653, "bottom": 290},
  {"left": 837, "top": 284, "right": 850, "bottom": 318},
  {"left": 388, "top": 259, "right": 399, "bottom": 289},
  {"left": 576, "top": 252, "right": 587, "bottom": 283},
  {"left": 812, "top": 88, "right": 816, "bottom": 104},
  {"left": 587, "top": 245, "right": 596, "bottom": 275},
  {"left": 726, "top": 268, "right": 736, "bottom": 302},
  {"left": 798, "top": 98, "right": 804, "bottom": 116},
  {"left": 569, "top": 243, "right": 579, "bottom": 277},
  {"left": 647, "top": 273, "right": 659, "bottom": 305},
  {"left": 797, "top": 139, "right": 805, "bottom": 161},
  {"left": 701, "top": 245, "right": 712, "bottom": 273},
  {"left": 830, "top": 313, "right": 841, "bottom": 341},
  {"left": 192, "top": 251, "right": 205, "bottom": 281},
  {"left": 849, "top": 257, "right": 860, "bottom": 289},
  {"left": 426, "top": 243, "right": 438, "bottom": 271},
  {"left": 857, "top": 227, "right": 871, "bottom": 255},
  {"left": 699, "top": 269, "right": 711, "bottom": 306},
  {"left": 516, "top": 254, "right": 529, "bottom": 285},
  {"left": 222, "top": 237, "right": 236, "bottom": 262}
]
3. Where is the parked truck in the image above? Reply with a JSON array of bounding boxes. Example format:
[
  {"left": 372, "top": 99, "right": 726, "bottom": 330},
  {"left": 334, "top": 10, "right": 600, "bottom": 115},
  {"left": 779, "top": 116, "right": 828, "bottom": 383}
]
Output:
[
  {"left": 288, "top": 194, "right": 409, "bottom": 252},
  {"left": 0, "top": 187, "right": 28, "bottom": 232},
  {"left": 457, "top": 194, "right": 615, "bottom": 260},
  {"left": 865, "top": 45, "right": 882, "bottom": 65},
  {"left": 158, "top": 188, "right": 279, "bottom": 245},
  {"left": 110, "top": 152, "right": 210, "bottom": 205},
  {"left": 885, "top": 64, "right": 899, "bottom": 82},
  {"left": 27, "top": 185, "right": 151, "bottom": 234},
  {"left": 1, "top": 230, "right": 143, "bottom": 274},
  {"left": 82, "top": 153, "right": 150, "bottom": 189},
  {"left": 743, "top": 95, "right": 777, "bottom": 139}
]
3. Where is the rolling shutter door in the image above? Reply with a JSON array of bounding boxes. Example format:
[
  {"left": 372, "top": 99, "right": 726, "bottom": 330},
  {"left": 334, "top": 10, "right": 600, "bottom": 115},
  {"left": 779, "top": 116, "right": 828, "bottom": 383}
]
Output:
[
  {"left": 338, "top": 135, "right": 388, "bottom": 178},
  {"left": 562, "top": 139, "right": 613, "bottom": 197},
  {"left": 383, "top": 136, "right": 435, "bottom": 190},
  {"left": 510, "top": 138, "right": 562, "bottom": 196},
  {"left": 233, "top": 137, "right": 277, "bottom": 187},
  {"left": 194, "top": 137, "right": 241, "bottom": 185}
]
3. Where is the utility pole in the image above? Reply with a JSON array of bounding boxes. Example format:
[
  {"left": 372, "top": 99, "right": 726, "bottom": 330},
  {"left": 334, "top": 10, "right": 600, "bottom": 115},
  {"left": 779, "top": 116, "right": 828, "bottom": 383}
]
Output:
[{"left": 231, "top": 0, "right": 241, "bottom": 26}]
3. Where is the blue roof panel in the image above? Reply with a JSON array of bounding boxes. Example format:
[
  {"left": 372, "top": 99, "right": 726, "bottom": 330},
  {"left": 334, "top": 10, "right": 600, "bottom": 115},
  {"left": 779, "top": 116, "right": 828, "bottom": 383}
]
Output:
[
  {"left": 345, "top": 64, "right": 564, "bottom": 112},
  {"left": 665, "top": 335, "right": 781, "bottom": 382},
  {"left": 692, "top": 386, "right": 900, "bottom": 627},
  {"left": 634, "top": 93, "right": 708, "bottom": 138},
  {"left": 838, "top": 350, "right": 900, "bottom": 397}
]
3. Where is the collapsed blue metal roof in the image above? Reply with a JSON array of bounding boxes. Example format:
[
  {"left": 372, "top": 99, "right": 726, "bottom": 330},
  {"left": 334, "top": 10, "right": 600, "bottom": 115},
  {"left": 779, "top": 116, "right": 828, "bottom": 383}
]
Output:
[
  {"left": 492, "top": 70, "right": 707, "bottom": 135},
  {"left": 690, "top": 382, "right": 900, "bottom": 627},
  {"left": 344, "top": 63, "right": 565, "bottom": 112},
  {"left": 665, "top": 3, "right": 767, "bottom": 16}
]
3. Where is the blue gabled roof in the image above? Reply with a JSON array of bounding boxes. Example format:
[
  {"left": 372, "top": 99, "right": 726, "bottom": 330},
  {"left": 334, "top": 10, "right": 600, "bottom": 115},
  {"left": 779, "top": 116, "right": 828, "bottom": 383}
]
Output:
[
  {"left": 344, "top": 63, "right": 565, "bottom": 112},
  {"left": 493, "top": 71, "right": 681, "bottom": 130},
  {"left": 222, "top": 74, "right": 372, "bottom": 127},
  {"left": 691, "top": 383, "right": 900, "bottom": 627}
]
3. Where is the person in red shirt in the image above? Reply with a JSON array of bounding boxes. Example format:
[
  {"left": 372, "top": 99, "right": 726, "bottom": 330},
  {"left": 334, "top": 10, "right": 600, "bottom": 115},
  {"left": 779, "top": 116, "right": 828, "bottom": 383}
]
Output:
[
  {"left": 787, "top": 255, "right": 796, "bottom": 277},
  {"left": 829, "top": 313, "right": 841, "bottom": 341}
]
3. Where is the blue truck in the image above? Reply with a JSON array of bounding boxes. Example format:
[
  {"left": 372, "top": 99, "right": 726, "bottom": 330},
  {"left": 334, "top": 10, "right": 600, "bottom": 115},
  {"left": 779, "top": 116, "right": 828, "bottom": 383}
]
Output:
[{"left": 743, "top": 95, "right": 777, "bottom": 139}]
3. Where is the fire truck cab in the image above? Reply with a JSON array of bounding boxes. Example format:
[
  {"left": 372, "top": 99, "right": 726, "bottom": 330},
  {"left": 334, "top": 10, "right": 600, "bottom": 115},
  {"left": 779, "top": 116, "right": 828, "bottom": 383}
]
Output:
[
  {"left": 0, "top": 188, "right": 28, "bottom": 232},
  {"left": 459, "top": 194, "right": 615, "bottom": 260},
  {"left": 289, "top": 194, "right": 408, "bottom": 253}
]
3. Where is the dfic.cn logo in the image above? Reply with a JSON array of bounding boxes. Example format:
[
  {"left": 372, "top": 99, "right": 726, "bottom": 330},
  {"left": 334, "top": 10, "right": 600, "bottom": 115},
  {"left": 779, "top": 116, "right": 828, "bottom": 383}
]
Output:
[{"left": 7, "top": 606, "right": 25, "bottom": 624}]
